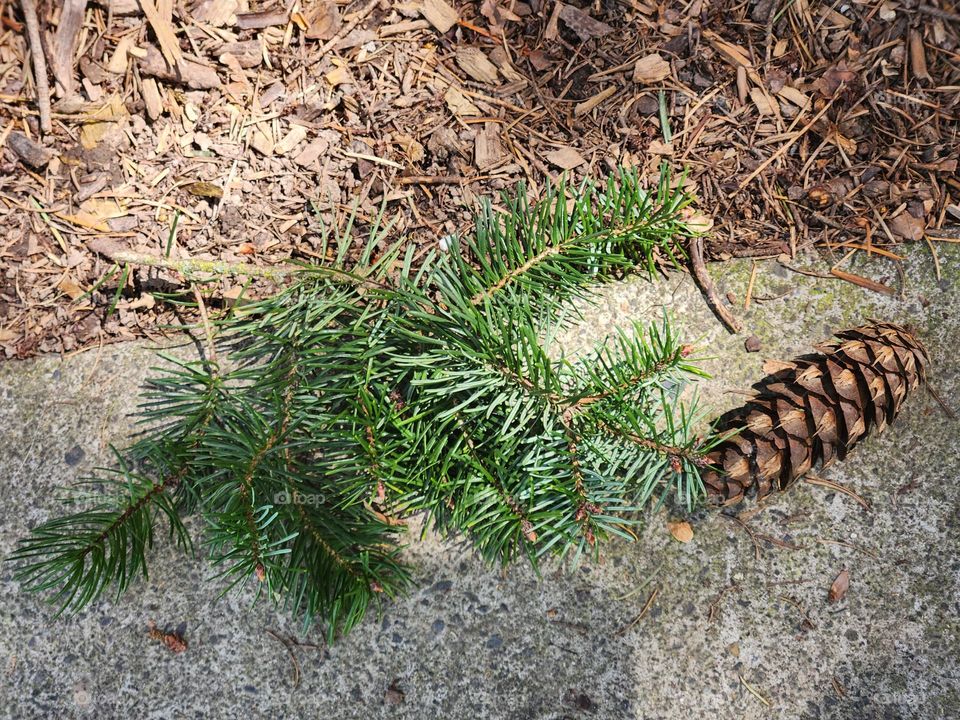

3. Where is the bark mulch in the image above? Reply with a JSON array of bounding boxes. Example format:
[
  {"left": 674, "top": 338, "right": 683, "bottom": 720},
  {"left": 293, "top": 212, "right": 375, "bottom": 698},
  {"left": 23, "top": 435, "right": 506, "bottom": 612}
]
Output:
[{"left": 0, "top": 0, "right": 957, "bottom": 358}]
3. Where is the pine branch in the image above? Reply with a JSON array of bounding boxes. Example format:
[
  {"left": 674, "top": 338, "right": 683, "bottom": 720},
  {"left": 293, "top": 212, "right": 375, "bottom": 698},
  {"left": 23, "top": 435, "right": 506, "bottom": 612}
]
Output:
[
  {"left": 12, "top": 167, "right": 710, "bottom": 637},
  {"left": 436, "top": 166, "right": 691, "bottom": 313},
  {"left": 10, "top": 442, "right": 193, "bottom": 614}
]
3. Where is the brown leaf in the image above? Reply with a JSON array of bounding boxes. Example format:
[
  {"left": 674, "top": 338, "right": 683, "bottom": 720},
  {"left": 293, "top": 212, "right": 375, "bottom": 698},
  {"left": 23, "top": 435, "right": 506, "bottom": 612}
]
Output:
[
  {"left": 184, "top": 181, "right": 224, "bottom": 199},
  {"left": 57, "top": 276, "right": 85, "bottom": 301},
  {"left": 828, "top": 569, "right": 849, "bottom": 602},
  {"left": 633, "top": 54, "right": 671, "bottom": 84},
  {"left": 527, "top": 49, "right": 553, "bottom": 72},
  {"left": 647, "top": 140, "right": 673, "bottom": 156},
  {"left": 304, "top": 1, "right": 341, "bottom": 40},
  {"left": 667, "top": 521, "right": 694, "bottom": 543},
  {"left": 888, "top": 211, "right": 926, "bottom": 241},
  {"left": 545, "top": 147, "right": 585, "bottom": 170},
  {"left": 558, "top": 4, "right": 613, "bottom": 42},
  {"left": 815, "top": 65, "right": 858, "bottom": 97},
  {"left": 680, "top": 207, "right": 714, "bottom": 233}
]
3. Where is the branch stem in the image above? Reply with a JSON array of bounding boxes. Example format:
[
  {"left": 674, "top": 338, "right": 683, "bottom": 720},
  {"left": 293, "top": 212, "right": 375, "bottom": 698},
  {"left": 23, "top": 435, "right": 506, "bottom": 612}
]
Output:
[
  {"left": 599, "top": 422, "right": 708, "bottom": 466},
  {"left": 86, "top": 242, "right": 391, "bottom": 291}
]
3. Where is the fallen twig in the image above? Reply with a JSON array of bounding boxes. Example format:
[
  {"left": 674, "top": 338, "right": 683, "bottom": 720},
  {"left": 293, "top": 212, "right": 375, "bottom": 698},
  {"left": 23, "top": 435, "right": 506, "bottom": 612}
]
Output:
[
  {"left": 817, "top": 537, "right": 879, "bottom": 561},
  {"left": 828, "top": 267, "right": 895, "bottom": 296},
  {"left": 51, "top": 0, "right": 87, "bottom": 98},
  {"left": 265, "top": 629, "right": 302, "bottom": 688},
  {"left": 926, "top": 225, "right": 960, "bottom": 240},
  {"left": 689, "top": 236, "right": 742, "bottom": 333},
  {"left": 20, "top": 0, "right": 52, "bottom": 133},
  {"left": 88, "top": 242, "right": 295, "bottom": 281},
  {"left": 779, "top": 594, "right": 817, "bottom": 629},
  {"left": 926, "top": 383, "right": 957, "bottom": 420},
  {"left": 707, "top": 582, "right": 740, "bottom": 623},
  {"left": 918, "top": 3, "right": 960, "bottom": 23},
  {"left": 397, "top": 175, "right": 469, "bottom": 186},
  {"left": 723, "top": 514, "right": 761, "bottom": 560}
]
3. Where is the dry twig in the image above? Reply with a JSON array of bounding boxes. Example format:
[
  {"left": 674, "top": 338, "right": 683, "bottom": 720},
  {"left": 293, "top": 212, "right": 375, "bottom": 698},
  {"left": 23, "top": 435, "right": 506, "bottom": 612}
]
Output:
[
  {"left": 689, "top": 236, "right": 742, "bottom": 333},
  {"left": 20, "top": 0, "right": 52, "bottom": 133}
]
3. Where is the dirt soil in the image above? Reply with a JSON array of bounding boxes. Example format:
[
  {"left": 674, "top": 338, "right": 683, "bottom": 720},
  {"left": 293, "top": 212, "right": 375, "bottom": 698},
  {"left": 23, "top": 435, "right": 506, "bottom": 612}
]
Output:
[{"left": 1, "top": 0, "right": 958, "bottom": 357}]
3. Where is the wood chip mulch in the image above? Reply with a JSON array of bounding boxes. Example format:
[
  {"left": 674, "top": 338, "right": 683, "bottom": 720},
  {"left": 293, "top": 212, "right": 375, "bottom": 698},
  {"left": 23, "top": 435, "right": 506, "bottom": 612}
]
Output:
[{"left": 1, "top": 0, "right": 957, "bottom": 358}]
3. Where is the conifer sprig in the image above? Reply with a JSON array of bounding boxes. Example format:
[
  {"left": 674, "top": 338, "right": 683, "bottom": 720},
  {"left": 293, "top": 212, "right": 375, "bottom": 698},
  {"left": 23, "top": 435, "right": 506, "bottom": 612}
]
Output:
[{"left": 12, "top": 167, "right": 710, "bottom": 638}]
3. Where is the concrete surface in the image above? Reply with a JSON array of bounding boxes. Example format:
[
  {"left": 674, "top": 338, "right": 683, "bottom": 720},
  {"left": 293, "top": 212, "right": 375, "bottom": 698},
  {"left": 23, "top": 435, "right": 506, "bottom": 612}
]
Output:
[{"left": 1, "top": 243, "right": 958, "bottom": 719}]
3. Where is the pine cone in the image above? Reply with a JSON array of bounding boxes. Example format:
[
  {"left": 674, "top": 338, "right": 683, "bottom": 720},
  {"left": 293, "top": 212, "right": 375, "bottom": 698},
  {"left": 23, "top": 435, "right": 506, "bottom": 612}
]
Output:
[{"left": 703, "top": 321, "right": 929, "bottom": 505}]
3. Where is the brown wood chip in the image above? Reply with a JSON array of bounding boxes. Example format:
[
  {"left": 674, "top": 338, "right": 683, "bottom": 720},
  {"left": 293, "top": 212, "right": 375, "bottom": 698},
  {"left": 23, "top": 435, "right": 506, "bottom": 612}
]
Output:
[
  {"left": 6, "top": 132, "right": 54, "bottom": 167},
  {"left": 421, "top": 0, "right": 459, "bottom": 33}
]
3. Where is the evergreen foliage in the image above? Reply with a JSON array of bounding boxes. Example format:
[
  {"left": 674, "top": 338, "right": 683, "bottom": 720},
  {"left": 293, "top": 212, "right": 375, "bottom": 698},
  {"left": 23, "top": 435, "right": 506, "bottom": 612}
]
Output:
[{"left": 11, "top": 168, "right": 716, "bottom": 640}]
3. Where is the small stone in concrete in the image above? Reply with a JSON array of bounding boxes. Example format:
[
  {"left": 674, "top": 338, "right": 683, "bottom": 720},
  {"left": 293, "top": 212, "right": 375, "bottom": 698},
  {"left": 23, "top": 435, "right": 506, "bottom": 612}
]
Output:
[{"left": 63, "top": 445, "right": 85, "bottom": 466}]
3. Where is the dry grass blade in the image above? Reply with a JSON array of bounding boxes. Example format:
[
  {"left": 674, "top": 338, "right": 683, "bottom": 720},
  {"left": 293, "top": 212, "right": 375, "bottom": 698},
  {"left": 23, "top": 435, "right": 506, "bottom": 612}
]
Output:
[
  {"left": 613, "top": 586, "right": 660, "bottom": 636},
  {"left": 804, "top": 474, "right": 870, "bottom": 510},
  {"left": 739, "top": 675, "right": 772, "bottom": 706}
]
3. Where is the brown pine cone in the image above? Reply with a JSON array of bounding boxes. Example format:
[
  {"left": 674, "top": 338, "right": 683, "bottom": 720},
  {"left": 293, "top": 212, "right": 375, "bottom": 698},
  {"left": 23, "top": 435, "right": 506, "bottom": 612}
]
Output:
[{"left": 703, "top": 321, "right": 929, "bottom": 506}]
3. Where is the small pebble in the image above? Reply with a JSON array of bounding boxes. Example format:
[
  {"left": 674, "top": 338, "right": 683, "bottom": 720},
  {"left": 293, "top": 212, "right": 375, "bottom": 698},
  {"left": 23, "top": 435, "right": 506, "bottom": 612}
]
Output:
[
  {"left": 744, "top": 335, "right": 762, "bottom": 353},
  {"left": 64, "top": 445, "right": 85, "bottom": 466}
]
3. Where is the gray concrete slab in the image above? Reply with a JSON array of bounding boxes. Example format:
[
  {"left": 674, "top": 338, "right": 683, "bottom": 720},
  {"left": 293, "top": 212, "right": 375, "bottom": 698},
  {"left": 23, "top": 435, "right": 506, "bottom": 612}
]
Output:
[{"left": 1, "top": 244, "right": 958, "bottom": 719}]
